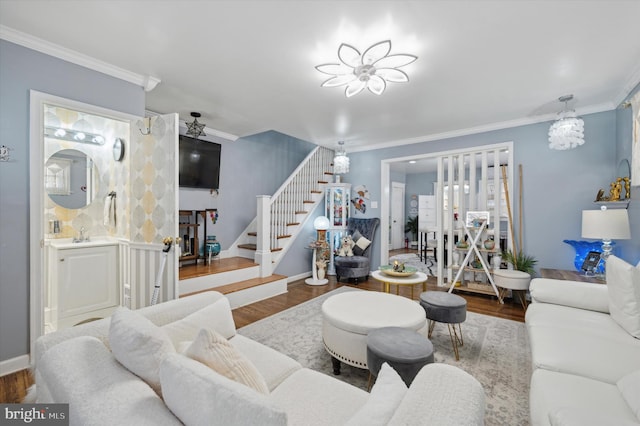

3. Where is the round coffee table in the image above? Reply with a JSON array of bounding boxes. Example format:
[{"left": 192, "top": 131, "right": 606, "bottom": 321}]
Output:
[
  {"left": 371, "top": 270, "right": 428, "bottom": 299},
  {"left": 321, "top": 291, "right": 426, "bottom": 375}
]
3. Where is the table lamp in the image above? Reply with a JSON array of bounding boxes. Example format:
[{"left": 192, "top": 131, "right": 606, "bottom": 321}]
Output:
[
  {"left": 581, "top": 206, "right": 631, "bottom": 274},
  {"left": 306, "top": 216, "right": 331, "bottom": 286}
]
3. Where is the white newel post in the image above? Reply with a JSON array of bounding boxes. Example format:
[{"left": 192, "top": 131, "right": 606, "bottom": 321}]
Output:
[{"left": 256, "top": 195, "right": 273, "bottom": 277}]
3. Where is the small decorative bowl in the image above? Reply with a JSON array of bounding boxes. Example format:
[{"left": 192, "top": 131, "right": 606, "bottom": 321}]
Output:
[{"left": 379, "top": 265, "right": 418, "bottom": 277}]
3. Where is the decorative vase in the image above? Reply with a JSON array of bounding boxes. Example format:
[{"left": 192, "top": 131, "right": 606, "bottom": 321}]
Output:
[
  {"left": 205, "top": 235, "right": 221, "bottom": 258},
  {"left": 484, "top": 239, "right": 495, "bottom": 250},
  {"left": 317, "top": 267, "right": 326, "bottom": 280},
  {"left": 563, "top": 240, "right": 606, "bottom": 274},
  {"left": 452, "top": 251, "right": 460, "bottom": 266},
  {"left": 493, "top": 254, "right": 502, "bottom": 269}
]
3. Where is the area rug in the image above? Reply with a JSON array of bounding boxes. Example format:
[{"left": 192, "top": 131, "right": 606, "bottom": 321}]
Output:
[
  {"left": 238, "top": 287, "right": 531, "bottom": 426},
  {"left": 389, "top": 252, "right": 438, "bottom": 276}
]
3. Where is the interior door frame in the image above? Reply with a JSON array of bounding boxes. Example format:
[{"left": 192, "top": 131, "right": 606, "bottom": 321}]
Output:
[
  {"left": 29, "top": 90, "right": 141, "bottom": 357},
  {"left": 390, "top": 182, "right": 405, "bottom": 249}
]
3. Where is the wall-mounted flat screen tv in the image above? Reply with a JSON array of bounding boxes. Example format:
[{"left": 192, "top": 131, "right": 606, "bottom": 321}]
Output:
[{"left": 178, "top": 135, "right": 221, "bottom": 189}]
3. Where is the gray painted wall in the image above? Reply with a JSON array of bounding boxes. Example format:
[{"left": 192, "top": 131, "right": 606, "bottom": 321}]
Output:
[
  {"left": 346, "top": 110, "right": 640, "bottom": 272},
  {"left": 178, "top": 129, "right": 317, "bottom": 277},
  {"left": 0, "top": 40, "right": 145, "bottom": 362}
]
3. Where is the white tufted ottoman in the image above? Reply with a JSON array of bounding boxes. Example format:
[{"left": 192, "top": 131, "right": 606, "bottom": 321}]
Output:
[
  {"left": 493, "top": 269, "right": 531, "bottom": 310},
  {"left": 321, "top": 291, "right": 426, "bottom": 375}
]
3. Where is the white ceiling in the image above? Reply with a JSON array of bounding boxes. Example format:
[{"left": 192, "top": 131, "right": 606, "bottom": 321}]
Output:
[{"left": 2, "top": 1, "right": 640, "bottom": 152}]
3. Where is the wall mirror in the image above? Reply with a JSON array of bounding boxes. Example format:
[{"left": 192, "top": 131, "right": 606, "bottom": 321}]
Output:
[{"left": 45, "top": 149, "right": 99, "bottom": 209}]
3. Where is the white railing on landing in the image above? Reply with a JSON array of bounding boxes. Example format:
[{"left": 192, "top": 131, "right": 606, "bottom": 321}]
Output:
[{"left": 230, "top": 146, "right": 334, "bottom": 277}]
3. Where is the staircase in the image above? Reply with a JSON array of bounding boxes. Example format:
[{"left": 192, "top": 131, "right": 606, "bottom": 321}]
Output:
[{"left": 178, "top": 146, "right": 335, "bottom": 307}]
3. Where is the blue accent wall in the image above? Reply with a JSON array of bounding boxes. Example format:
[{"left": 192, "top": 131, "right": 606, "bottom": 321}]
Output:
[
  {"left": 0, "top": 40, "right": 144, "bottom": 363},
  {"left": 344, "top": 110, "right": 638, "bottom": 272},
  {"left": 616, "top": 82, "right": 640, "bottom": 263}
]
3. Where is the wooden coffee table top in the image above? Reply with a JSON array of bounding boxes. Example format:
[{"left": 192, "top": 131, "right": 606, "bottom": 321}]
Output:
[{"left": 539, "top": 268, "right": 605, "bottom": 284}]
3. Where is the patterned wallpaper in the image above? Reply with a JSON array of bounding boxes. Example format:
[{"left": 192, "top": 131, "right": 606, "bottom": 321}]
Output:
[{"left": 44, "top": 107, "right": 177, "bottom": 244}]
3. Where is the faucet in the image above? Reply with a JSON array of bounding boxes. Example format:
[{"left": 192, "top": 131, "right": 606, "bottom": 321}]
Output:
[{"left": 73, "top": 226, "right": 89, "bottom": 243}]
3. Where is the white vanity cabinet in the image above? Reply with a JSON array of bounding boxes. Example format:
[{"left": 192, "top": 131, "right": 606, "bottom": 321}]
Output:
[{"left": 46, "top": 241, "right": 119, "bottom": 331}]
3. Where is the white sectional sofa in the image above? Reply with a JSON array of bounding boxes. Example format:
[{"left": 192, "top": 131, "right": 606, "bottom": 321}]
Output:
[
  {"left": 33, "top": 290, "right": 486, "bottom": 426},
  {"left": 525, "top": 255, "right": 640, "bottom": 425}
]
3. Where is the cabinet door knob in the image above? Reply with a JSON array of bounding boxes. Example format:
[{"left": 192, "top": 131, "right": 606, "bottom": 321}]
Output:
[{"left": 59, "top": 258, "right": 65, "bottom": 262}]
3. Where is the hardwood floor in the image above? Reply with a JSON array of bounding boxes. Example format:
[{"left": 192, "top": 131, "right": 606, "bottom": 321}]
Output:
[{"left": 1, "top": 249, "right": 525, "bottom": 403}]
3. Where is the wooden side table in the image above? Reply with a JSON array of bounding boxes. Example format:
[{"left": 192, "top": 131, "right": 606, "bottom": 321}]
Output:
[{"left": 539, "top": 268, "right": 605, "bottom": 284}]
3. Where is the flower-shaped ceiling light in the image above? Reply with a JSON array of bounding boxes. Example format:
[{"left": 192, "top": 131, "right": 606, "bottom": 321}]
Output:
[{"left": 316, "top": 40, "right": 417, "bottom": 98}]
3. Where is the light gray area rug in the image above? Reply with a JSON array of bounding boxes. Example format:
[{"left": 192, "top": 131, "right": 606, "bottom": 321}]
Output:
[
  {"left": 389, "top": 252, "right": 438, "bottom": 276},
  {"left": 238, "top": 287, "right": 531, "bottom": 426}
]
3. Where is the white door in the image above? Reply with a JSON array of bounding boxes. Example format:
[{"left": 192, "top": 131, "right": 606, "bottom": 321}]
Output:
[{"left": 390, "top": 182, "right": 405, "bottom": 249}]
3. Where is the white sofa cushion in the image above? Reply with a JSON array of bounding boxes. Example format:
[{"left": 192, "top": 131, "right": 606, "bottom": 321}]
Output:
[
  {"left": 526, "top": 302, "right": 640, "bottom": 384},
  {"left": 618, "top": 369, "right": 640, "bottom": 420},
  {"left": 549, "top": 407, "right": 640, "bottom": 426},
  {"left": 230, "top": 334, "right": 302, "bottom": 391},
  {"left": 271, "top": 368, "right": 368, "bottom": 426},
  {"left": 160, "top": 353, "right": 287, "bottom": 426},
  {"left": 345, "top": 363, "right": 407, "bottom": 426},
  {"left": 161, "top": 296, "right": 236, "bottom": 348},
  {"left": 39, "top": 336, "right": 181, "bottom": 425},
  {"left": 184, "top": 328, "right": 269, "bottom": 394},
  {"left": 607, "top": 255, "right": 640, "bottom": 338},
  {"left": 388, "top": 363, "right": 485, "bottom": 426},
  {"left": 530, "top": 368, "right": 638, "bottom": 426},
  {"left": 109, "top": 307, "right": 175, "bottom": 393},
  {"left": 529, "top": 278, "right": 609, "bottom": 313}
]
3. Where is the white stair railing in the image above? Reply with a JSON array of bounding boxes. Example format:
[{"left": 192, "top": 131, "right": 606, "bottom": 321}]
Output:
[{"left": 230, "top": 146, "right": 334, "bottom": 276}]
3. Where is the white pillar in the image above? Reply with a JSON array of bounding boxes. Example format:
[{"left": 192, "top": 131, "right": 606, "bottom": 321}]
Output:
[{"left": 256, "top": 195, "right": 272, "bottom": 277}]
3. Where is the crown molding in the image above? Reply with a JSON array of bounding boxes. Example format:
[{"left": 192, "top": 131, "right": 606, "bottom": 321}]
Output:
[
  {"left": 614, "top": 61, "right": 640, "bottom": 107},
  {"left": 0, "top": 25, "right": 160, "bottom": 91},
  {"left": 143, "top": 110, "right": 238, "bottom": 141},
  {"left": 348, "top": 102, "right": 615, "bottom": 153}
]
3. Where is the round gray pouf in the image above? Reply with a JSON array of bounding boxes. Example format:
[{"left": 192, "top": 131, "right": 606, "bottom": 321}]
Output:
[
  {"left": 366, "top": 327, "right": 434, "bottom": 386},
  {"left": 419, "top": 291, "right": 467, "bottom": 360}
]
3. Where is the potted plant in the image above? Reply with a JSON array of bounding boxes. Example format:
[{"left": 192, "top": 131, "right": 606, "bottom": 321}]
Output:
[
  {"left": 404, "top": 216, "right": 418, "bottom": 244},
  {"left": 501, "top": 249, "right": 537, "bottom": 275}
]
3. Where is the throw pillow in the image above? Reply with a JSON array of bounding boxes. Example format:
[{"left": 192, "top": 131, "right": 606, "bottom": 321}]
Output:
[
  {"left": 606, "top": 255, "right": 640, "bottom": 338},
  {"left": 351, "top": 230, "right": 371, "bottom": 256},
  {"left": 185, "top": 328, "right": 269, "bottom": 394},
  {"left": 160, "top": 353, "right": 287, "bottom": 426},
  {"left": 618, "top": 369, "right": 640, "bottom": 419},
  {"left": 345, "top": 363, "right": 408, "bottom": 426},
  {"left": 161, "top": 297, "right": 236, "bottom": 349},
  {"left": 108, "top": 307, "right": 176, "bottom": 394}
]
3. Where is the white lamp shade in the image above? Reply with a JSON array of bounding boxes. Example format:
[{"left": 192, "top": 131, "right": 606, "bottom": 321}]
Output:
[
  {"left": 582, "top": 209, "right": 631, "bottom": 240},
  {"left": 314, "top": 216, "right": 331, "bottom": 230}
]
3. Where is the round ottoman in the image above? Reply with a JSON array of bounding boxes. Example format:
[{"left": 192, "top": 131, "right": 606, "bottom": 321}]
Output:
[
  {"left": 322, "top": 291, "right": 426, "bottom": 375},
  {"left": 367, "top": 327, "right": 434, "bottom": 386},
  {"left": 419, "top": 291, "right": 467, "bottom": 360},
  {"left": 493, "top": 269, "right": 531, "bottom": 310}
]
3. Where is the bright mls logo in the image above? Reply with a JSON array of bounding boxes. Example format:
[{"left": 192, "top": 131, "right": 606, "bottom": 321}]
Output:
[{"left": 1, "top": 404, "right": 68, "bottom": 425}]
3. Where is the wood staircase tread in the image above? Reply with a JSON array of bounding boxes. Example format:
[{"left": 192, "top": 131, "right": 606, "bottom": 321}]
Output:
[
  {"left": 287, "top": 222, "right": 300, "bottom": 226},
  {"left": 311, "top": 190, "right": 322, "bottom": 194},
  {"left": 276, "top": 235, "right": 291, "bottom": 239},
  {"left": 295, "top": 210, "right": 307, "bottom": 214},
  {"left": 179, "top": 257, "right": 257, "bottom": 280},
  {"left": 303, "top": 200, "right": 314, "bottom": 204},
  {"left": 238, "top": 243, "right": 283, "bottom": 252},
  {"left": 181, "top": 274, "right": 288, "bottom": 298},
  {"left": 247, "top": 232, "right": 257, "bottom": 236},
  {"left": 318, "top": 180, "right": 329, "bottom": 184}
]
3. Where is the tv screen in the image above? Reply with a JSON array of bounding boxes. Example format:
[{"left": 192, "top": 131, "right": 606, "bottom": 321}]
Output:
[{"left": 178, "top": 135, "right": 221, "bottom": 189}]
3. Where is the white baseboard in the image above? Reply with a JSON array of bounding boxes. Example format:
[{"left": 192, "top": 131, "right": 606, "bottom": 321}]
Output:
[
  {"left": 287, "top": 271, "right": 312, "bottom": 283},
  {"left": 0, "top": 354, "right": 30, "bottom": 377}
]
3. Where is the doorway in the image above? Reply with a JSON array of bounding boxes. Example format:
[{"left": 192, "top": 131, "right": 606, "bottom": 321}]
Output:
[
  {"left": 380, "top": 142, "right": 514, "bottom": 287},
  {"left": 390, "top": 182, "right": 405, "bottom": 250}
]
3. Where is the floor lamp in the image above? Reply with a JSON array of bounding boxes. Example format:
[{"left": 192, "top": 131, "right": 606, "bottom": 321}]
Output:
[
  {"left": 306, "top": 216, "right": 330, "bottom": 286},
  {"left": 581, "top": 207, "right": 631, "bottom": 276}
]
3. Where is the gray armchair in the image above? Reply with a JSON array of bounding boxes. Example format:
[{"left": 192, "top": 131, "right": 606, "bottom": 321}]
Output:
[{"left": 334, "top": 217, "right": 380, "bottom": 283}]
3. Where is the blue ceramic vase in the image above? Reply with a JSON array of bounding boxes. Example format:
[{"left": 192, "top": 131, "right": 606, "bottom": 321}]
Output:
[{"left": 205, "top": 235, "right": 221, "bottom": 257}]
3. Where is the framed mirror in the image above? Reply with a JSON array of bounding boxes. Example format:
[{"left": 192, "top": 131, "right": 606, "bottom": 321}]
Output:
[{"left": 45, "top": 149, "right": 99, "bottom": 209}]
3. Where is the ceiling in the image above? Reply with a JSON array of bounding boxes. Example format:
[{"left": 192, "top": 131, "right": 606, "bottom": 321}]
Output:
[{"left": 2, "top": 1, "right": 640, "bottom": 152}]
